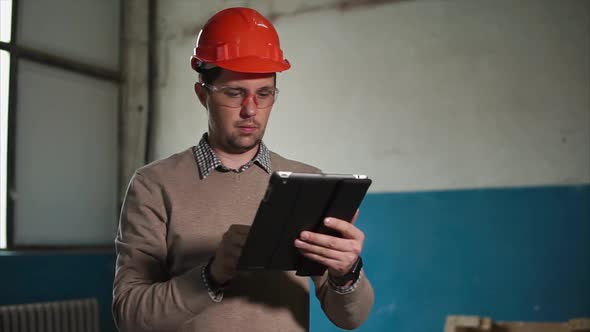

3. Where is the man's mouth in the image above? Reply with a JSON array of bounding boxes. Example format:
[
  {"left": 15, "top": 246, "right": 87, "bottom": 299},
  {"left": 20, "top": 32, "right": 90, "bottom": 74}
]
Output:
[{"left": 237, "top": 125, "right": 258, "bottom": 133}]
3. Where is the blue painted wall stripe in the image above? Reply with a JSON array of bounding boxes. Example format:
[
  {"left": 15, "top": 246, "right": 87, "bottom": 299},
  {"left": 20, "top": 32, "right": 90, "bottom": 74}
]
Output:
[
  {"left": 0, "top": 252, "right": 116, "bottom": 332},
  {"left": 1, "top": 185, "right": 588, "bottom": 332},
  {"left": 312, "top": 184, "right": 590, "bottom": 331}
]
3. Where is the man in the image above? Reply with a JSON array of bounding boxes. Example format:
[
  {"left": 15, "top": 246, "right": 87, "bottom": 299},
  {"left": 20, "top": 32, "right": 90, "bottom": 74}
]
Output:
[{"left": 113, "top": 7, "right": 374, "bottom": 332}]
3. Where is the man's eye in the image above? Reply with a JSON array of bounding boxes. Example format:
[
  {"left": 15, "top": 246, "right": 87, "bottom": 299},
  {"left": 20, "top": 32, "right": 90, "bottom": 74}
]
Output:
[
  {"left": 256, "top": 90, "right": 273, "bottom": 98},
  {"left": 224, "top": 89, "right": 245, "bottom": 98}
]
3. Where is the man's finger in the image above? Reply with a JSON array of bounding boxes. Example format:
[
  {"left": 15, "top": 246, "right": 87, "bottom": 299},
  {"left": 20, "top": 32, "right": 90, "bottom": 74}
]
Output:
[
  {"left": 323, "top": 217, "right": 364, "bottom": 240},
  {"left": 350, "top": 209, "right": 359, "bottom": 225},
  {"left": 299, "top": 251, "right": 356, "bottom": 275},
  {"left": 299, "top": 230, "right": 350, "bottom": 250},
  {"left": 294, "top": 239, "right": 342, "bottom": 260},
  {"left": 227, "top": 231, "right": 249, "bottom": 244},
  {"left": 299, "top": 251, "right": 340, "bottom": 269},
  {"left": 228, "top": 224, "right": 251, "bottom": 235}
]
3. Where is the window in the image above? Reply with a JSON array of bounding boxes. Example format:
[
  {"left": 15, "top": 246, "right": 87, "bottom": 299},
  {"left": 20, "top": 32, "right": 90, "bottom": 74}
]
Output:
[{"left": 0, "top": 0, "right": 122, "bottom": 249}]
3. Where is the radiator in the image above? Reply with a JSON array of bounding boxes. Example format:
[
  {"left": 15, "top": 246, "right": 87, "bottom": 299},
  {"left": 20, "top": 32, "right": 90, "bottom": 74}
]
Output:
[{"left": 0, "top": 298, "right": 100, "bottom": 332}]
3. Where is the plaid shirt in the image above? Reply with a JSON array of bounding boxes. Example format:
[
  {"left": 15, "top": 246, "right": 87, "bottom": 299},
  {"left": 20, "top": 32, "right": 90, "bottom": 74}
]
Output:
[{"left": 192, "top": 133, "right": 272, "bottom": 179}]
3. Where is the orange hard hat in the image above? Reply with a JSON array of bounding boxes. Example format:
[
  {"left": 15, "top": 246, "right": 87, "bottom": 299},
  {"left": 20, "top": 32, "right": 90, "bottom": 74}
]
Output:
[{"left": 191, "top": 7, "right": 291, "bottom": 73}]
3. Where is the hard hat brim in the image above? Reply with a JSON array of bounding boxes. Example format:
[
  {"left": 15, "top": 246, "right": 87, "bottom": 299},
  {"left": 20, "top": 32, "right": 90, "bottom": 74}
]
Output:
[{"left": 213, "top": 56, "right": 291, "bottom": 73}]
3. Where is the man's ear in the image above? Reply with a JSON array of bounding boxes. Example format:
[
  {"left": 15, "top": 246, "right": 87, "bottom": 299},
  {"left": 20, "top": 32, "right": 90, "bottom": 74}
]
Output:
[{"left": 194, "top": 82, "right": 207, "bottom": 108}]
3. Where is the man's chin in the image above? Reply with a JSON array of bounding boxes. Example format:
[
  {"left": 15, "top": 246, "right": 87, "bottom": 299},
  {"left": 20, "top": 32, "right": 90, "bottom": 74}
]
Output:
[{"left": 228, "top": 137, "right": 261, "bottom": 154}]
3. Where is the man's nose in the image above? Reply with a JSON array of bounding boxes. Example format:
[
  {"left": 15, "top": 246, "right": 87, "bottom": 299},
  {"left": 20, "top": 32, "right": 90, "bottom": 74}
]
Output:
[{"left": 240, "top": 94, "right": 257, "bottom": 117}]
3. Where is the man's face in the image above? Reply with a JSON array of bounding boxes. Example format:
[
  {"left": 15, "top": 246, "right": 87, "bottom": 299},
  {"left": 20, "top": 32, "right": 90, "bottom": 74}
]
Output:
[{"left": 196, "top": 70, "right": 276, "bottom": 154}]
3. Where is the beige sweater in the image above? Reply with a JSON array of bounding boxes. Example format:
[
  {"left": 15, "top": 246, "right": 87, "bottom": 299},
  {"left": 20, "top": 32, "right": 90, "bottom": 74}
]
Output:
[{"left": 112, "top": 148, "right": 374, "bottom": 332}]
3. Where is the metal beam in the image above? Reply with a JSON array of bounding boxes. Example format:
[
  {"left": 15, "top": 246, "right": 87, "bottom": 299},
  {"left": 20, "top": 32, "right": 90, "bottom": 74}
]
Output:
[
  {"left": 0, "top": 41, "right": 121, "bottom": 83},
  {"left": 118, "top": 0, "right": 151, "bottom": 203},
  {"left": 5, "top": 0, "right": 20, "bottom": 250}
]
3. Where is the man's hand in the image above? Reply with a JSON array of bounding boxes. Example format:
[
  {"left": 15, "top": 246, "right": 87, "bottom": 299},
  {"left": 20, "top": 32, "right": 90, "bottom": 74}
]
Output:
[
  {"left": 209, "top": 224, "right": 250, "bottom": 285},
  {"left": 294, "top": 210, "right": 364, "bottom": 277}
]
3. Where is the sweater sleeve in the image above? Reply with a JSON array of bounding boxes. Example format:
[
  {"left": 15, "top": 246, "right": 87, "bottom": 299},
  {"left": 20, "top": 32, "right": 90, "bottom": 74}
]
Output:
[
  {"left": 112, "top": 172, "right": 212, "bottom": 332},
  {"left": 312, "top": 270, "right": 374, "bottom": 330}
]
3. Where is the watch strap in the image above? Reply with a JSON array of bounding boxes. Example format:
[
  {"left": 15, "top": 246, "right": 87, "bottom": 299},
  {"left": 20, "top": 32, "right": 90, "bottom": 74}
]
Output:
[{"left": 328, "top": 256, "right": 363, "bottom": 287}]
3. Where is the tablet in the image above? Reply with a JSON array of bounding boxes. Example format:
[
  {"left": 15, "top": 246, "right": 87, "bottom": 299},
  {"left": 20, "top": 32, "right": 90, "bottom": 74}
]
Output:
[{"left": 237, "top": 171, "right": 372, "bottom": 276}]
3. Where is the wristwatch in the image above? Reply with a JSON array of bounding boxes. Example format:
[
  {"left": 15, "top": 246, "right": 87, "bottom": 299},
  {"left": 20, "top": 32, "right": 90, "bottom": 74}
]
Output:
[{"left": 329, "top": 256, "right": 363, "bottom": 286}]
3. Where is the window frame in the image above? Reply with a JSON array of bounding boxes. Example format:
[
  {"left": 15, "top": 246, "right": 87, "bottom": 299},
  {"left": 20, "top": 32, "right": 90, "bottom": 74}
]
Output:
[{"left": 0, "top": 0, "right": 133, "bottom": 251}]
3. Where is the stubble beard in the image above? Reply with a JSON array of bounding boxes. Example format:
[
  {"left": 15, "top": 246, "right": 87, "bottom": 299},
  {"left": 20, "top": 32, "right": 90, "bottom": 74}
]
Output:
[{"left": 226, "top": 128, "right": 265, "bottom": 154}]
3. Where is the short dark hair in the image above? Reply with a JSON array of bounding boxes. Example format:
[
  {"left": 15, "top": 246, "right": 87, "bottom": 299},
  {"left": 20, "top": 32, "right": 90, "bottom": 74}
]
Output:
[{"left": 198, "top": 67, "right": 224, "bottom": 85}]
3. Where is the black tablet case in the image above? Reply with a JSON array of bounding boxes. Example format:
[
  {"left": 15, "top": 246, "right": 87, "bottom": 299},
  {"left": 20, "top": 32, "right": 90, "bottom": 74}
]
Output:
[{"left": 237, "top": 172, "right": 372, "bottom": 276}]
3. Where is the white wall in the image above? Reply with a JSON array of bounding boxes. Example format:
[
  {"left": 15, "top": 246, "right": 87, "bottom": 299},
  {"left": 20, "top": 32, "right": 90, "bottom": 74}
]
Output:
[{"left": 153, "top": 0, "right": 590, "bottom": 192}]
